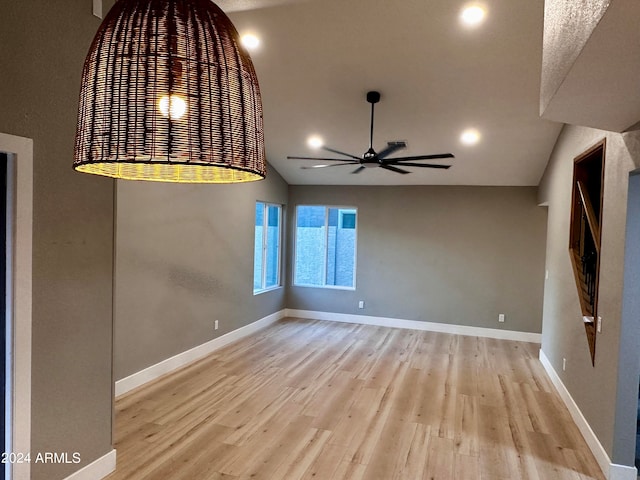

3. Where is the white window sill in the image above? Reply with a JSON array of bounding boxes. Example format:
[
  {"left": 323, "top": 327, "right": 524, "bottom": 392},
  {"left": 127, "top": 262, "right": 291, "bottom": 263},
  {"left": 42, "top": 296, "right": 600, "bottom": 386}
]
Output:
[
  {"left": 253, "top": 285, "right": 283, "bottom": 296},
  {"left": 292, "top": 284, "right": 356, "bottom": 291}
]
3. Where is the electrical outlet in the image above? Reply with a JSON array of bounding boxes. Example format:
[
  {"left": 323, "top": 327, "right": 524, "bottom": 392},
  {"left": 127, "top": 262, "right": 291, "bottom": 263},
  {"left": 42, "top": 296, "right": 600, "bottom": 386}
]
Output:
[
  {"left": 358, "top": 300, "right": 365, "bottom": 309},
  {"left": 562, "top": 358, "right": 567, "bottom": 371},
  {"left": 545, "top": 269, "right": 549, "bottom": 280},
  {"left": 214, "top": 320, "right": 219, "bottom": 330},
  {"left": 498, "top": 313, "right": 505, "bottom": 323}
]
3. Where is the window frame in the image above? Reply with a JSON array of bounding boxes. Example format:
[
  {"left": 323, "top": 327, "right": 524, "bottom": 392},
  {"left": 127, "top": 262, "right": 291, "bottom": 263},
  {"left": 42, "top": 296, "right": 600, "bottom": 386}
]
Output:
[
  {"left": 253, "top": 201, "right": 283, "bottom": 294},
  {"left": 293, "top": 204, "right": 358, "bottom": 290}
]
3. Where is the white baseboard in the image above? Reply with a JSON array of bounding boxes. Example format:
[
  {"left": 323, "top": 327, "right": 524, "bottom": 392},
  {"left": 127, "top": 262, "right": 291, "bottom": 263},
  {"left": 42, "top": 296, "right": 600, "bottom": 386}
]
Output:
[
  {"left": 609, "top": 463, "right": 638, "bottom": 480},
  {"left": 63, "top": 449, "right": 116, "bottom": 480},
  {"left": 285, "top": 309, "right": 542, "bottom": 343},
  {"left": 539, "top": 350, "right": 637, "bottom": 480},
  {"left": 115, "top": 310, "right": 286, "bottom": 397}
]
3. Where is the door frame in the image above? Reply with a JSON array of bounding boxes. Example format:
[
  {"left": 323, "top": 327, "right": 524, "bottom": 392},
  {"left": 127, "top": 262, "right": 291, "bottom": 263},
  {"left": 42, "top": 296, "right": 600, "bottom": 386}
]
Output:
[{"left": 0, "top": 132, "right": 32, "bottom": 480}]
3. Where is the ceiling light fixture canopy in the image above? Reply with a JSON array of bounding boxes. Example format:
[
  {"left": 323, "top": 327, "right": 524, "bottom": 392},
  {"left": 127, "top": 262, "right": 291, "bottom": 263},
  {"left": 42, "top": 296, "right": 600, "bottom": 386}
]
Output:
[{"left": 74, "top": 0, "right": 266, "bottom": 183}]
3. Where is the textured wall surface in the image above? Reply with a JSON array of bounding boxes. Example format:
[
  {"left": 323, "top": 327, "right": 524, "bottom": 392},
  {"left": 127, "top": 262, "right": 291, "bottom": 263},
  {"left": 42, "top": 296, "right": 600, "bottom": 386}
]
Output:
[
  {"left": 538, "top": 124, "right": 640, "bottom": 459},
  {"left": 540, "top": 0, "right": 609, "bottom": 112},
  {"left": 0, "top": 1, "right": 117, "bottom": 479},
  {"left": 287, "top": 185, "right": 547, "bottom": 333},
  {"left": 114, "top": 165, "right": 288, "bottom": 380},
  {"left": 613, "top": 171, "right": 640, "bottom": 465}
]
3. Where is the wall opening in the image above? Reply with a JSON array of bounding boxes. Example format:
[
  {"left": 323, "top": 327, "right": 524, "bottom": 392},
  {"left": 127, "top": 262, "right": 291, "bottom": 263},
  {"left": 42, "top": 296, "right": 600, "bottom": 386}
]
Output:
[
  {"left": 0, "top": 152, "right": 7, "bottom": 479},
  {"left": 612, "top": 168, "right": 640, "bottom": 472},
  {"left": 568, "top": 139, "right": 605, "bottom": 364},
  {"left": 0, "top": 133, "right": 33, "bottom": 480}
]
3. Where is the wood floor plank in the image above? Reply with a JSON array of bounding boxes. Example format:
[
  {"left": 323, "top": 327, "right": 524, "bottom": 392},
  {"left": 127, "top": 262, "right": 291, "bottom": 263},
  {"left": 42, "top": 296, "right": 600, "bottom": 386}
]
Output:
[
  {"left": 269, "top": 428, "right": 333, "bottom": 480},
  {"left": 477, "top": 405, "right": 513, "bottom": 479},
  {"left": 401, "top": 423, "right": 432, "bottom": 480},
  {"left": 453, "top": 393, "right": 479, "bottom": 456},
  {"left": 453, "top": 453, "right": 480, "bottom": 479},
  {"left": 299, "top": 442, "right": 347, "bottom": 480},
  {"left": 222, "top": 414, "right": 315, "bottom": 478},
  {"left": 424, "top": 435, "right": 455, "bottom": 480},
  {"left": 342, "top": 381, "right": 397, "bottom": 465},
  {"left": 361, "top": 419, "right": 417, "bottom": 480},
  {"left": 105, "top": 318, "right": 606, "bottom": 480},
  {"left": 330, "top": 460, "right": 367, "bottom": 480},
  {"left": 328, "top": 386, "right": 386, "bottom": 448},
  {"left": 309, "top": 374, "right": 365, "bottom": 431}
]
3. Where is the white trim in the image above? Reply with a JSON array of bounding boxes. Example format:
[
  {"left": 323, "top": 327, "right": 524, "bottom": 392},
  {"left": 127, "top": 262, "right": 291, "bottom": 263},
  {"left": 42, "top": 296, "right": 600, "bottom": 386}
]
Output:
[
  {"left": 539, "top": 350, "right": 637, "bottom": 480},
  {"left": 63, "top": 449, "right": 116, "bottom": 480},
  {"left": 115, "top": 310, "right": 286, "bottom": 397},
  {"left": 0, "top": 133, "right": 32, "bottom": 480},
  {"left": 608, "top": 464, "right": 637, "bottom": 480},
  {"left": 253, "top": 285, "right": 284, "bottom": 296},
  {"left": 3, "top": 149, "right": 14, "bottom": 480},
  {"left": 285, "top": 309, "right": 542, "bottom": 343},
  {"left": 92, "top": 0, "right": 102, "bottom": 19},
  {"left": 254, "top": 201, "right": 283, "bottom": 294},
  {"left": 292, "top": 284, "right": 356, "bottom": 292}
]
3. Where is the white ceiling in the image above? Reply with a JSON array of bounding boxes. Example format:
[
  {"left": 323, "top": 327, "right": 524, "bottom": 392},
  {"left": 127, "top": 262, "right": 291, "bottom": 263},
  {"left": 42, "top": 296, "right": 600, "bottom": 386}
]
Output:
[{"left": 226, "top": 0, "right": 563, "bottom": 186}]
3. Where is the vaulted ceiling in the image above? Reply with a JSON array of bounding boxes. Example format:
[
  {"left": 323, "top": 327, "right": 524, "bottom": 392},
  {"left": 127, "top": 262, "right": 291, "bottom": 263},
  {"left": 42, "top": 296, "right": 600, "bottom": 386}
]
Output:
[{"left": 223, "top": 0, "right": 563, "bottom": 186}]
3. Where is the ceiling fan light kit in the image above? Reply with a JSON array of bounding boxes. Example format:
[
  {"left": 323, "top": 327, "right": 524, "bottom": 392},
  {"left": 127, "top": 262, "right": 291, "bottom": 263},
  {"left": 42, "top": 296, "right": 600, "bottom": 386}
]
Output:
[
  {"left": 288, "top": 91, "right": 454, "bottom": 175},
  {"left": 74, "top": 0, "right": 266, "bottom": 183}
]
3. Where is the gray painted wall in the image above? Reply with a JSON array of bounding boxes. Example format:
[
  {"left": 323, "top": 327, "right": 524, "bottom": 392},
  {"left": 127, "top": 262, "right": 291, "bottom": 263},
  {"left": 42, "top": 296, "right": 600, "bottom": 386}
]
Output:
[
  {"left": 538, "top": 124, "right": 640, "bottom": 459},
  {"left": 0, "top": 1, "right": 117, "bottom": 479},
  {"left": 287, "top": 185, "right": 547, "bottom": 333},
  {"left": 114, "top": 165, "right": 288, "bottom": 380}
]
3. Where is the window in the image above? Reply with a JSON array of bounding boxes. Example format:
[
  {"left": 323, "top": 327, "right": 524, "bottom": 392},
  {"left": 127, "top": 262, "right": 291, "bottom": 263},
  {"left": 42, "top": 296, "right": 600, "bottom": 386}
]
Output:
[
  {"left": 254, "top": 202, "right": 282, "bottom": 293},
  {"left": 294, "top": 205, "right": 357, "bottom": 288}
]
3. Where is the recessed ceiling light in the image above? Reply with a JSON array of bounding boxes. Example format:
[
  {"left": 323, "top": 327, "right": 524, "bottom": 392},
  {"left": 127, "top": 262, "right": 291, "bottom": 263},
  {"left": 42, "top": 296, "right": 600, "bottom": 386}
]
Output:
[
  {"left": 460, "top": 4, "right": 487, "bottom": 27},
  {"left": 241, "top": 33, "right": 260, "bottom": 50},
  {"left": 307, "top": 135, "right": 324, "bottom": 149},
  {"left": 460, "top": 129, "right": 481, "bottom": 145}
]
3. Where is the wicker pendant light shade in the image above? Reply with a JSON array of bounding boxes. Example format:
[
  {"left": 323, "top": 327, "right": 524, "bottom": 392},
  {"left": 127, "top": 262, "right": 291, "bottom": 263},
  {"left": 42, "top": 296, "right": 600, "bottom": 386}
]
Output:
[{"left": 74, "top": 0, "right": 266, "bottom": 183}]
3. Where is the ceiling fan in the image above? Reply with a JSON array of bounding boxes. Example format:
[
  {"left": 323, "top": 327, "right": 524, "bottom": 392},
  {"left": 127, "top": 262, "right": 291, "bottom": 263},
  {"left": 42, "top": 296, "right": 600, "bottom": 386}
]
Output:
[{"left": 287, "top": 91, "right": 454, "bottom": 174}]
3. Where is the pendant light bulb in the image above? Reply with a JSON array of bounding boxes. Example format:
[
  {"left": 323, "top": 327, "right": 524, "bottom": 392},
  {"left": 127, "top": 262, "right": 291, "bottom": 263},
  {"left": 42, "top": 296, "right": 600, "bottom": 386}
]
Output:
[{"left": 158, "top": 95, "right": 187, "bottom": 120}]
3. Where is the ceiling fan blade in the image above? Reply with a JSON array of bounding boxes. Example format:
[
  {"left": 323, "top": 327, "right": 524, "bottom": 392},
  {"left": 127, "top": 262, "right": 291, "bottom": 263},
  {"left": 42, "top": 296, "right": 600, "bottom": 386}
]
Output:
[
  {"left": 287, "top": 156, "right": 358, "bottom": 162},
  {"left": 381, "top": 164, "right": 410, "bottom": 175},
  {"left": 322, "top": 146, "right": 362, "bottom": 161},
  {"left": 301, "top": 162, "right": 359, "bottom": 169},
  {"left": 377, "top": 141, "right": 407, "bottom": 160},
  {"left": 391, "top": 153, "right": 455, "bottom": 162},
  {"left": 387, "top": 162, "right": 451, "bottom": 169},
  {"left": 351, "top": 166, "right": 366, "bottom": 174}
]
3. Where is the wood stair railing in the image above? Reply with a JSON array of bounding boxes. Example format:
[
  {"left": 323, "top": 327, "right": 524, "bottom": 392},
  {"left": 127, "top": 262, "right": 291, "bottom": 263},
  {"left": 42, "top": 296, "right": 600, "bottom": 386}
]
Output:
[{"left": 569, "top": 180, "right": 601, "bottom": 364}]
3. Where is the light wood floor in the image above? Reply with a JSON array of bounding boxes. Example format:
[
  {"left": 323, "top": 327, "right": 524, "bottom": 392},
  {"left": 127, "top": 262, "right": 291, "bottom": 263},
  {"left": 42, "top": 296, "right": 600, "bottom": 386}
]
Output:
[{"left": 105, "top": 318, "right": 605, "bottom": 480}]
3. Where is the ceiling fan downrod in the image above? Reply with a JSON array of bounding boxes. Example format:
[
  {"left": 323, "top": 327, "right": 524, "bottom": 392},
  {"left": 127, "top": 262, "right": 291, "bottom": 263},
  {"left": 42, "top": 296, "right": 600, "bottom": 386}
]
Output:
[{"left": 366, "top": 91, "right": 381, "bottom": 155}]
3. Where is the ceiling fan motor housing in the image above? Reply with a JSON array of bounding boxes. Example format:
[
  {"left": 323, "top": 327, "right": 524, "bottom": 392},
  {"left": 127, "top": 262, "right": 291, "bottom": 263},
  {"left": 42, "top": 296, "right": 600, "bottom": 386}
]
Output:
[
  {"left": 363, "top": 147, "right": 378, "bottom": 167},
  {"left": 366, "top": 91, "right": 381, "bottom": 104}
]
